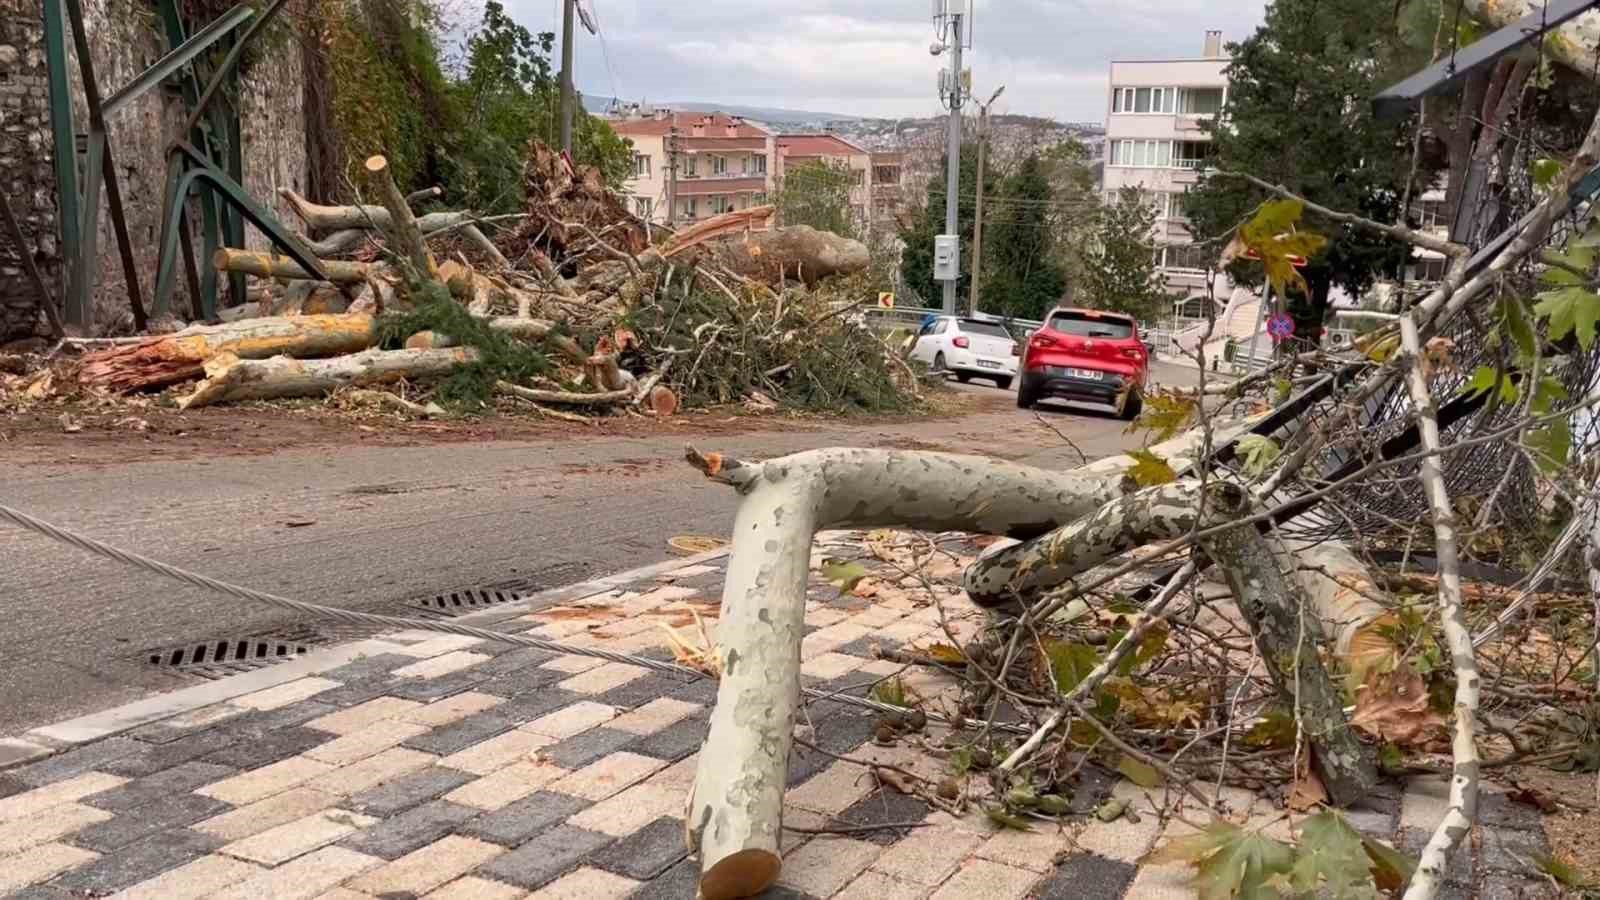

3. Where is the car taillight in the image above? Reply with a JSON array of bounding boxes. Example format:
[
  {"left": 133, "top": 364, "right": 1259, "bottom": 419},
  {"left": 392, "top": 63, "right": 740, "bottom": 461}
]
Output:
[
  {"left": 1010, "top": 343, "right": 1020, "bottom": 356},
  {"left": 1031, "top": 334, "right": 1057, "bottom": 349},
  {"left": 1121, "top": 348, "right": 1143, "bottom": 360},
  {"left": 952, "top": 336, "right": 970, "bottom": 348}
]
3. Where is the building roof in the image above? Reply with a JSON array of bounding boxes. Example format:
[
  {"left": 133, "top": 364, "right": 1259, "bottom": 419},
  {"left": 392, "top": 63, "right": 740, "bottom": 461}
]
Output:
[
  {"left": 609, "top": 112, "right": 770, "bottom": 139},
  {"left": 775, "top": 133, "right": 870, "bottom": 158}
]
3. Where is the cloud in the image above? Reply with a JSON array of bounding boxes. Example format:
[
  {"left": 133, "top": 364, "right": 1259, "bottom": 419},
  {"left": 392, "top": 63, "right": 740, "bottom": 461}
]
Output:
[{"left": 495, "top": 0, "right": 1267, "bottom": 121}]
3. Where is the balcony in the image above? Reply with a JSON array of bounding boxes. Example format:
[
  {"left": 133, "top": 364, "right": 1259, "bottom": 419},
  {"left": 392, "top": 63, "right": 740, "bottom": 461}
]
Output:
[{"left": 674, "top": 176, "right": 767, "bottom": 196}]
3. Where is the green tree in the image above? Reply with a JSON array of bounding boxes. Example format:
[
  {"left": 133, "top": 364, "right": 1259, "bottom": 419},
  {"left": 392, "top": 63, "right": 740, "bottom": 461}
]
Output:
[
  {"left": 1076, "top": 187, "right": 1168, "bottom": 321},
  {"left": 899, "top": 142, "right": 1001, "bottom": 306},
  {"left": 979, "top": 155, "right": 1066, "bottom": 320},
  {"left": 776, "top": 161, "right": 858, "bottom": 237},
  {"left": 1182, "top": 0, "right": 1417, "bottom": 344}
]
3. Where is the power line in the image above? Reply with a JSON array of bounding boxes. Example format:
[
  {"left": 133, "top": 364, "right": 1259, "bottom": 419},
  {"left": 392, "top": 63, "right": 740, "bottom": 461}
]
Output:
[{"left": 589, "top": 0, "right": 623, "bottom": 109}]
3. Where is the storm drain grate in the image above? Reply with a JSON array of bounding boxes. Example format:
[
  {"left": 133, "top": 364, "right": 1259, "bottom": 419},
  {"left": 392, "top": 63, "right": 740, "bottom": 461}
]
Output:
[
  {"left": 143, "top": 626, "right": 340, "bottom": 680},
  {"left": 410, "top": 562, "right": 592, "bottom": 619},
  {"left": 415, "top": 587, "right": 525, "bottom": 617}
]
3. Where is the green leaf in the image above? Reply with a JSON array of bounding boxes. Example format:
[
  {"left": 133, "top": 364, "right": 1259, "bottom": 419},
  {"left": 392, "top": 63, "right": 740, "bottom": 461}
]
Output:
[
  {"left": 1239, "top": 198, "right": 1327, "bottom": 298},
  {"left": 1236, "top": 434, "right": 1282, "bottom": 478},
  {"left": 984, "top": 805, "right": 1035, "bottom": 832},
  {"left": 1462, "top": 366, "right": 1518, "bottom": 405},
  {"left": 1525, "top": 417, "right": 1573, "bottom": 473},
  {"left": 1128, "top": 448, "right": 1178, "bottom": 487},
  {"left": 1531, "top": 376, "right": 1568, "bottom": 415},
  {"left": 1530, "top": 158, "right": 1562, "bottom": 189},
  {"left": 1272, "top": 377, "right": 1292, "bottom": 405},
  {"left": 1135, "top": 621, "right": 1170, "bottom": 667},
  {"left": 1036, "top": 794, "right": 1071, "bottom": 815},
  {"left": 819, "top": 559, "right": 869, "bottom": 594},
  {"left": 1500, "top": 296, "right": 1537, "bottom": 359},
  {"left": 1533, "top": 285, "right": 1600, "bottom": 350},
  {"left": 1094, "top": 798, "right": 1128, "bottom": 822},
  {"left": 1045, "top": 641, "right": 1101, "bottom": 694},
  {"left": 1292, "top": 811, "right": 1379, "bottom": 899},
  {"left": 1243, "top": 707, "right": 1297, "bottom": 749},
  {"left": 1535, "top": 855, "right": 1598, "bottom": 888},
  {"left": 1377, "top": 742, "right": 1405, "bottom": 772},
  {"left": 1540, "top": 246, "right": 1597, "bottom": 286},
  {"left": 1132, "top": 393, "right": 1198, "bottom": 442},
  {"left": 1147, "top": 822, "right": 1295, "bottom": 900},
  {"left": 1116, "top": 753, "right": 1163, "bottom": 788}
]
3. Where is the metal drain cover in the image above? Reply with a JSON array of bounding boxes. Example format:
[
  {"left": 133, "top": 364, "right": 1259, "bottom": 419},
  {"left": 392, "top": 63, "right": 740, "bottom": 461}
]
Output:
[
  {"left": 144, "top": 626, "right": 336, "bottom": 680},
  {"left": 411, "top": 563, "right": 591, "bottom": 618}
]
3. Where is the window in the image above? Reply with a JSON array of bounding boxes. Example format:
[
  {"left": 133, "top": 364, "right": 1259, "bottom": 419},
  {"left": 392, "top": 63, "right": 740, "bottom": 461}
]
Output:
[
  {"left": 1047, "top": 310, "right": 1134, "bottom": 339},
  {"left": 956, "top": 319, "right": 1012, "bottom": 339},
  {"left": 632, "top": 153, "right": 651, "bottom": 178},
  {"left": 1160, "top": 243, "right": 1210, "bottom": 271},
  {"left": 851, "top": 169, "right": 865, "bottom": 186},
  {"left": 633, "top": 196, "right": 653, "bottom": 218},
  {"left": 751, "top": 155, "right": 768, "bottom": 174},
  {"left": 1105, "top": 191, "right": 1118, "bottom": 205},
  {"left": 712, "top": 155, "right": 727, "bottom": 175},
  {"left": 1176, "top": 296, "right": 1212, "bottom": 319},
  {"left": 1177, "top": 87, "right": 1224, "bottom": 115},
  {"left": 1111, "top": 140, "right": 1172, "bottom": 168},
  {"left": 684, "top": 155, "right": 698, "bottom": 177},
  {"left": 681, "top": 197, "right": 698, "bottom": 219},
  {"left": 708, "top": 195, "right": 732, "bottom": 214},
  {"left": 1174, "top": 140, "right": 1213, "bottom": 169},
  {"left": 1169, "top": 191, "right": 1187, "bottom": 219},
  {"left": 751, "top": 191, "right": 768, "bottom": 204},
  {"left": 1416, "top": 199, "right": 1446, "bottom": 229},
  {"left": 1113, "top": 86, "right": 1174, "bottom": 113}
]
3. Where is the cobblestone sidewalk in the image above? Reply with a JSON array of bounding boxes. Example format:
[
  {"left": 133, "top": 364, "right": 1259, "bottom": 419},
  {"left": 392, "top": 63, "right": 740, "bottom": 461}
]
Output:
[{"left": 0, "top": 539, "right": 1569, "bottom": 899}]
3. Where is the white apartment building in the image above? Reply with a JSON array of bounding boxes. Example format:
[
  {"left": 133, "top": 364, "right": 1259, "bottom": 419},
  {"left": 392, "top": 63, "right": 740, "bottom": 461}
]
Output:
[
  {"left": 610, "top": 109, "right": 774, "bottom": 226},
  {"left": 1103, "top": 30, "right": 1233, "bottom": 317}
]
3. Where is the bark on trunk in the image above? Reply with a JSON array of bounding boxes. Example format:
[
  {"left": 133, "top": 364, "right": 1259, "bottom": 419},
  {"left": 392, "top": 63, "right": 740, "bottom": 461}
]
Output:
[
  {"left": 1463, "top": 0, "right": 1600, "bottom": 81},
  {"left": 365, "top": 155, "right": 436, "bottom": 280},
  {"left": 178, "top": 347, "right": 475, "bottom": 409},
  {"left": 78, "top": 314, "right": 378, "bottom": 392},
  {"left": 213, "top": 249, "right": 376, "bottom": 284},
  {"left": 280, "top": 190, "right": 469, "bottom": 233},
  {"left": 1197, "top": 518, "right": 1380, "bottom": 807},
  {"left": 660, "top": 207, "right": 777, "bottom": 258},
  {"left": 684, "top": 448, "right": 1129, "bottom": 899},
  {"left": 704, "top": 226, "right": 871, "bottom": 287}
]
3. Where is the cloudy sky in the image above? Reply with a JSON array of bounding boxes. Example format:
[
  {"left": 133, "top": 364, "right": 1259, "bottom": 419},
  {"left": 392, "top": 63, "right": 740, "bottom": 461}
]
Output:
[{"left": 497, "top": 0, "right": 1270, "bottom": 122}]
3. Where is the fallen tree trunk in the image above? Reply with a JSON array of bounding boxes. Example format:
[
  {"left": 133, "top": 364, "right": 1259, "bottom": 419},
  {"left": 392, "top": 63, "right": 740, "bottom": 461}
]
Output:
[
  {"left": 703, "top": 226, "right": 870, "bottom": 287},
  {"left": 1197, "top": 514, "right": 1380, "bottom": 807},
  {"left": 495, "top": 380, "right": 632, "bottom": 406},
  {"left": 682, "top": 447, "right": 1131, "bottom": 900},
  {"left": 661, "top": 206, "right": 776, "bottom": 258},
  {"left": 281, "top": 190, "right": 473, "bottom": 233},
  {"left": 1463, "top": 0, "right": 1600, "bottom": 81},
  {"left": 213, "top": 249, "right": 377, "bottom": 284},
  {"left": 365, "top": 155, "right": 436, "bottom": 280},
  {"left": 78, "top": 314, "right": 378, "bottom": 392},
  {"left": 178, "top": 347, "right": 475, "bottom": 409}
]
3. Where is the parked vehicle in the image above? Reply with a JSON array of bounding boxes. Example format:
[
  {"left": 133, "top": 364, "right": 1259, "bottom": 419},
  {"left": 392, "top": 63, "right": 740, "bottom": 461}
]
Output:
[
  {"left": 909, "top": 316, "right": 1018, "bottom": 389},
  {"left": 1016, "top": 307, "right": 1149, "bottom": 418}
]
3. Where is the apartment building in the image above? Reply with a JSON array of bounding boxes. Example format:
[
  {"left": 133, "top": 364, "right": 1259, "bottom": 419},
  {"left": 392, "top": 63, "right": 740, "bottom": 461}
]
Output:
[
  {"left": 1103, "top": 30, "right": 1232, "bottom": 313},
  {"left": 869, "top": 151, "right": 907, "bottom": 231},
  {"left": 609, "top": 108, "right": 774, "bottom": 225},
  {"left": 774, "top": 133, "right": 872, "bottom": 227}
]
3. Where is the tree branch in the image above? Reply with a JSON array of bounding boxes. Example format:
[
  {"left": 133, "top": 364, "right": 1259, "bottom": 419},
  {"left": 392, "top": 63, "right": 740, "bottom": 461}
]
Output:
[{"left": 1211, "top": 171, "right": 1466, "bottom": 258}]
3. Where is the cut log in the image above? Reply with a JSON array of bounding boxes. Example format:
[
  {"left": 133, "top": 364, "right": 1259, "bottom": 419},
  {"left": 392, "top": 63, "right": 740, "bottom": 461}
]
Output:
[
  {"left": 213, "top": 249, "right": 376, "bottom": 284},
  {"left": 280, "top": 190, "right": 470, "bottom": 233},
  {"left": 1197, "top": 514, "right": 1380, "bottom": 807},
  {"left": 661, "top": 206, "right": 776, "bottom": 258},
  {"left": 365, "top": 155, "right": 436, "bottom": 280},
  {"left": 178, "top": 347, "right": 475, "bottom": 409},
  {"left": 682, "top": 448, "right": 1130, "bottom": 900},
  {"left": 495, "top": 380, "right": 632, "bottom": 406},
  {"left": 704, "top": 226, "right": 870, "bottom": 287},
  {"left": 77, "top": 314, "right": 378, "bottom": 392}
]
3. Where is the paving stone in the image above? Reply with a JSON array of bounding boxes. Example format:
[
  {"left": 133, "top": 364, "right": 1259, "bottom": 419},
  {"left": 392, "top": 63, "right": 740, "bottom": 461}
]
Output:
[
  {"left": 306, "top": 720, "right": 431, "bottom": 766},
  {"left": 459, "top": 790, "right": 591, "bottom": 846},
  {"left": 1401, "top": 827, "right": 1472, "bottom": 886},
  {"left": 0, "top": 843, "right": 102, "bottom": 895},
  {"left": 216, "top": 700, "right": 340, "bottom": 737},
  {"left": 607, "top": 697, "right": 702, "bottom": 736},
  {"left": 523, "top": 701, "right": 619, "bottom": 740},
  {"left": 777, "top": 835, "right": 883, "bottom": 897},
  {"left": 870, "top": 824, "right": 983, "bottom": 886},
  {"left": 348, "top": 834, "right": 505, "bottom": 896},
  {"left": 348, "top": 765, "right": 479, "bottom": 817},
  {"left": 585, "top": 815, "right": 688, "bottom": 880},
  {"left": 548, "top": 751, "right": 666, "bottom": 801},
  {"left": 0, "top": 802, "right": 114, "bottom": 856},
  {"left": 628, "top": 714, "right": 708, "bottom": 762},
  {"left": 198, "top": 756, "right": 337, "bottom": 805},
  {"left": 203, "top": 726, "right": 330, "bottom": 769},
  {"left": 475, "top": 666, "right": 570, "bottom": 699},
  {"left": 211, "top": 845, "right": 381, "bottom": 900},
  {"left": 1065, "top": 767, "right": 1119, "bottom": 815},
  {"left": 566, "top": 782, "right": 683, "bottom": 837},
  {"left": 665, "top": 677, "right": 719, "bottom": 705},
  {"left": 441, "top": 727, "right": 557, "bottom": 776},
  {"left": 387, "top": 669, "right": 496, "bottom": 702},
  {"left": 978, "top": 826, "right": 1073, "bottom": 873},
  {"left": 426, "top": 874, "right": 530, "bottom": 898},
  {"left": 5, "top": 886, "right": 81, "bottom": 900},
  {"left": 1479, "top": 826, "right": 1547, "bottom": 875},
  {"left": 320, "top": 652, "right": 421, "bottom": 682},
  {"left": 99, "top": 730, "right": 242, "bottom": 777},
  {"left": 812, "top": 710, "right": 879, "bottom": 756},
  {"left": 540, "top": 727, "right": 639, "bottom": 768},
  {"left": 295, "top": 680, "right": 391, "bottom": 711},
  {"left": 339, "top": 799, "right": 481, "bottom": 860},
  {"left": 102, "top": 852, "right": 262, "bottom": 900},
  {"left": 1479, "top": 874, "right": 1564, "bottom": 900},
  {"left": 1032, "top": 852, "right": 1139, "bottom": 899},
  {"left": 928, "top": 858, "right": 1039, "bottom": 899},
  {"left": 1478, "top": 791, "right": 1547, "bottom": 831},
  {"left": 403, "top": 712, "right": 521, "bottom": 755},
  {"left": 593, "top": 672, "right": 687, "bottom": 709},
  {"left": 0, "top": 773, "right": 123, "bottom": 827},
  {"left": 400, "top": 692, "right": 507, "bottom": 728},
  {"left": 306, "top": 747, "right": 439, "bottom": 798},
  {"left": 0, "top": 773, "right": 28, "bottom": 799},
  {"left": 83, "top": 761, "right": 238, "bottom": 812},
  {"left": 476, "top": 824, "right": 614, "bottom": 889},
  {"left": 834, "top": 868, "right": 931, "bottom": 899},
  {"left": 629, "top": 857, "right": 700, "bottom": 899},
  {"left": 11, "top": 737, "right": 142, "bottom": 787},
  {"left": 473, "top": 647, "right": 562, "bottom": 678},
  {"left": 307, "top": 696, "right": 426, "bottom": 735},
  {"left": 220, "top": 808, "right": 377, "bottom": 865},
  {"left": 445, "top": 760, "right": 570, "bottom": 810},
  {"left": 835, "top": 788, "right": 933, "bottom": 844},
  {"left": 1342, "top": 805, "right": 1397, "bottom": 839},
  {"left": 50, "top": 828, "right": 221, "bottom": 895},
  {"left": 393, "top": 650, "right": 494, "bottom": 680},
  {"left": 191, "top": 786, "right": 341, "bottom": 842},
  {"left": 495, "top": 689, "right": 593, "bottom": 726},
  {"left": 124, "top": 705, "right": 249, "bottom": 744},
  {"left": 235, "top": 677, "right": 342, "bottom": 711},
  {"left": 73, "top": 793, "right": 231, "bottom": 851}
]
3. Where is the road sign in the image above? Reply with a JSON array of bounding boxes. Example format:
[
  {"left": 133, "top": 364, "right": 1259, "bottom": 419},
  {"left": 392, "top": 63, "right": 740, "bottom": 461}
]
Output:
[
  {"left": 1267, "top": 312, "right": 1296, "bottom": 342},
  {"left": 878, "top": 292, "right": 895, "bottom": 308}
]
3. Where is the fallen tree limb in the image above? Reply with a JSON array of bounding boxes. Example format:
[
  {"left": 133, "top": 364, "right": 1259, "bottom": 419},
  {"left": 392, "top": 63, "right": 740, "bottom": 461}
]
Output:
[
  {"left": 365, "top": 155, "right": 436, "bottom": 280},
  {"left": 1197, "top": 513, "right": 1380, "bottom": 808},
  {"left": 78, "top": 314, "right": 377, "bottom": 392},
  {"left": 212, "top": 249, "right": 376, "bottom": 284},
  {"left": 344, "top": 388, "right": 445, "bottom": 417},
  {"left": 280, "top": 190, "right": 468, "bottom": 233},
  {"left": 494, "top": 380, "right": 632, "bottom": 406},
  {"left": 703, "top": 225, "right": 870, "bottom": 287},
  {"left": 681, "top": 447, "right": 1130, "bottom": 900},
  {"left": 178, "top": 347, "right": 474, "bottom": 409},
  {"left": 660, "top": 206, "right": 776, "bottom": 258}
]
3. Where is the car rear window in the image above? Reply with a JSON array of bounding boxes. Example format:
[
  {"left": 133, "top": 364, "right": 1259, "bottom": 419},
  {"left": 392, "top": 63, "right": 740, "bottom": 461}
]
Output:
[
  {"left": 957, "top": 319, "right": 1013, "bottom": 339},
  {"left": 1048, "top": 311, "right": 1134, "bottom": 339}
]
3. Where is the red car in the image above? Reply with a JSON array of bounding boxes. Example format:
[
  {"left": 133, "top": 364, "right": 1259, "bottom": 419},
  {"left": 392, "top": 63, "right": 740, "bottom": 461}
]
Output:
[{"left": 1016, "top": 307, "right": 1148, "bottom": 418}]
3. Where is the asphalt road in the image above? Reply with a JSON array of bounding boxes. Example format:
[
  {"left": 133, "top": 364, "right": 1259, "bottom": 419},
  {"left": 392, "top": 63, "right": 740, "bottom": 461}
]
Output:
[{"left": 0, "top": 362, "right": 1203, "bottom": 736}]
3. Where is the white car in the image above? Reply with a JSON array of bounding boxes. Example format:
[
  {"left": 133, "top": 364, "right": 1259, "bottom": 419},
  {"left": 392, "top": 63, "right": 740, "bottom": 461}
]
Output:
[{"left": 909, "top": 316, "right": 1019, "bottom": 388}]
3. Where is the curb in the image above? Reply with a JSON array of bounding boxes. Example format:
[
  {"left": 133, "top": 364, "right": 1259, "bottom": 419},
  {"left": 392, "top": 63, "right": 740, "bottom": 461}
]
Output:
[{"left": 2, "top": 546, "right": 730, "bottom": 770}]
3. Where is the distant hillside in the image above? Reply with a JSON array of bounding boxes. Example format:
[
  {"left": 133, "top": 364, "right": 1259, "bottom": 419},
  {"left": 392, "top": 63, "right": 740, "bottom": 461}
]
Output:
[{"left": 581, "top": 94, "right": 859, "bottom": 124}]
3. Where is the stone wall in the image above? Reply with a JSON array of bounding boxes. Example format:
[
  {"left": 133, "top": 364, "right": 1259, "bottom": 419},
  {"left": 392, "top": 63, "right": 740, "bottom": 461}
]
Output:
[{"left": 0, "top": 0, "right": 56, "bottom": 344}]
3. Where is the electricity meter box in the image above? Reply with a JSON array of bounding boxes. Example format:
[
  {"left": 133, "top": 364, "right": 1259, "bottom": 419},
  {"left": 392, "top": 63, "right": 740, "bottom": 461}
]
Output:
[{"left": 933, "top": 234, "right": 960, "bottom": 281}]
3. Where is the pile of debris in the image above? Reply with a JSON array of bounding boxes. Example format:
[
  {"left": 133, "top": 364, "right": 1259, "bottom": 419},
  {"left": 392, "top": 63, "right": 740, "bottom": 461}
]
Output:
[{"left": 27, "top": 143, "right": 914, "bottom": 419}]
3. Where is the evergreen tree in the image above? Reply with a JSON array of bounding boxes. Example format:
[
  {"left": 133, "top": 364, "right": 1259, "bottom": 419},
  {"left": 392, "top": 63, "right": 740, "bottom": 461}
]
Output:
[
  {"left": 1076, "top": 187, "right": 1168, "bottom": 321},
  {"left": 776, "top": 161, "right": 858, "bottom": 238},
  {"left": 979, "top": 155, "right": 1066, "bottom": 320},
  {"left": 899, "top": 142, "right": 1001, "bottom": 307}
]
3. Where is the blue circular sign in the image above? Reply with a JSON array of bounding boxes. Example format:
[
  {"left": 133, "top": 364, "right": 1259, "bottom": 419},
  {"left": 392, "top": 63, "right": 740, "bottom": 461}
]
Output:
[{"left": 1267, "top": 312, "right": 1295, "bottom": 343}]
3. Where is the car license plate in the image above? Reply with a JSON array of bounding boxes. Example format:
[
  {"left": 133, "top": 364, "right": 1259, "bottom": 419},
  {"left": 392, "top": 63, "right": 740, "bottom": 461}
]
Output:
[
  {"left": 1067, "top": 368, "right": 1103, "bottom": 380},
  {"left": 976, "top": 360, "right": 1000, "bottom": 369}
]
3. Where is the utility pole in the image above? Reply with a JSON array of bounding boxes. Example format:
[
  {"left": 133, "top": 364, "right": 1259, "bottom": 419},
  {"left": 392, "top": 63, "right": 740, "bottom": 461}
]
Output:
[
  {"left": 666, "top": 126, "right": 679, "bottom": 226},
  {"left": 559, "top": 0, "right": 575, "bottom": 153},
  {"left": 969, "top": 85, "right": 1004, "bottom": 316},
  {"left": 940, "top": 9, "right": 964, "bottom": 315}
]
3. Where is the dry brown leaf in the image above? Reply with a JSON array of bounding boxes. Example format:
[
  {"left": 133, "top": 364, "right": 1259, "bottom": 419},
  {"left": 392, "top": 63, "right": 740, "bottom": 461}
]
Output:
[
  {"left": 668, "top": 535, "right": 727, "bottom": 555},
  {"left": 1288, "top": 764, "right": 1328, "bottom": 812},
  {"left": 1350, "top": 668, "right": 1449, "bottom": 746},
  {"left": 874, "top": 766, "right": 919, "bottom": 795},
  {"left": 851, "top": 577, "right": 883, "bottom": 599}
]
